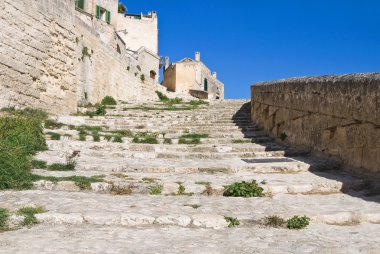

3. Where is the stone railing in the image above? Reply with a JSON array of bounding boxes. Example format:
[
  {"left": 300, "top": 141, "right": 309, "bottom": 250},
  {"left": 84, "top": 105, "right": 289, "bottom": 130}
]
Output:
[{"left": 251, "top": 73, "right": 380, "bottom": 175}]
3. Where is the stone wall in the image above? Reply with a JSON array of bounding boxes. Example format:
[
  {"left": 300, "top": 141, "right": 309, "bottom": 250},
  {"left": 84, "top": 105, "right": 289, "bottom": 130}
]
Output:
[
  {"left": 0, "top": 0, "right": 77, "bottom": 114},
  {"left": 251, "top": 73, "right": 380, "bottom": 175},
  {"left": 75, "top": 18, "right": 164, "bottom": 105}
]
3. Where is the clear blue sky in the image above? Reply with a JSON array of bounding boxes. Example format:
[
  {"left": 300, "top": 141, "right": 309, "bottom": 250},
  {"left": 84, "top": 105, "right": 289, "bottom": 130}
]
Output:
[{"left": 121, "top": 0, "right": 380, "bottom": 99}]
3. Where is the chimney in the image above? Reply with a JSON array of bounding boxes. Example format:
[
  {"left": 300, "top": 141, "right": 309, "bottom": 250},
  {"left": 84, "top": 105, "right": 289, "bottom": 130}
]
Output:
[
  {"left": 195, "top": 52, "right": 201, "bottom": 61},
  {"left": 212, "top": 72, "right": 217, "bottom": 78},
  {"left": 165, "top": 57, "right": 169, "bottom": 70}
]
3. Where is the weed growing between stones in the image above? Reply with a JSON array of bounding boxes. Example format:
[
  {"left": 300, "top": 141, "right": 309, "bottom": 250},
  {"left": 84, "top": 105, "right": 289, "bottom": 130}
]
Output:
[
  {"left": 280, "top": 132, "right": 287, "bottom": 141},
  {"left": 133, "top": 132, "right": 159, "bottom": 144},
  {"left": 148, "top": 184, "right": 163, "bottom": 195},
  {"left": 31, "top": 160, "right": 47, "bottom": 169},
  {"left": 263, "top": 216, "right": 286, "bottom": 228},
  {"left": 163, "top": 138, "right": 172, "bottom": 144},
  {"left": 142, "top": 178, "right": 157, "bottom": 183},
  {"left": 44, "top": 119, "right": 64, "bottom": 129},
  {"left": 189, "top": 100, "right": 209, "bottom": 106},
  {"left": 111, "top": 185, "right": 132, "bottom": 195},
  {"left": 93, "top": 134, "right": 100, "bottom": 142},
  {"left": 223, "top": 180, "right": 264, "bottom": 197},
  {"left": 202, "top": 184, "right": 214, "bottom": 196},
  {"left": 287, "top": 215, "right": 310, "bottom": 229},
  {"left": 225, "top": 217, "right": 240, "bottom": 228},
  {"left": 46, "top": 132, "right": 61, "bottom": 140},
  {"left": 101, "top": 96, "right": 117, "bottom": 106},
  {"left": 177, "top": 184, "right": 186, "bottom": 195},
  {"left": 47, "top": 151, "right": 80, "bottom": 171},
  {"left": 184, "top": 204, "right": 201, "bottom": 209},
  {"left": 0, "top": 208, "right": 9, "bottom": 231},
  {"left": 113, "top": 136, "right": 123, "bottom": 143},
  {"left": 17, "top": 206, "right": 46, "bottom": 228}
]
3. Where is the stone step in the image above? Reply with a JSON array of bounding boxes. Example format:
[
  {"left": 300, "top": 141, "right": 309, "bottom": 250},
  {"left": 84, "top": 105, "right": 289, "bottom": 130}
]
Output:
[
  {"left": 33, "top": 156, "right": 311, "bottom": 174},
  {"left": 2, "top": 191, "right": 380, "bottom": 229},
  {"left": 32, "top": 169, "right": 365, "bottom": 196}
]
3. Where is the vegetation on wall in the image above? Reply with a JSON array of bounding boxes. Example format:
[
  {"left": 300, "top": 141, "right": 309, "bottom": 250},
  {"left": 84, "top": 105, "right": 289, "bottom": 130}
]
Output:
[
  {"left": 101, "top": 96, "right": 117, "bottom": 105},
  {"left": 118, "top": 2, "right": 127, "bottom": 13}
]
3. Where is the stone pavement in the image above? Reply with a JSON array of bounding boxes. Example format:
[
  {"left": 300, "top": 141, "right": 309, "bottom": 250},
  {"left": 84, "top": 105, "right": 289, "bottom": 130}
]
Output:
[{"left": 1, "top": 100, "right": 379, "bottom": 253}]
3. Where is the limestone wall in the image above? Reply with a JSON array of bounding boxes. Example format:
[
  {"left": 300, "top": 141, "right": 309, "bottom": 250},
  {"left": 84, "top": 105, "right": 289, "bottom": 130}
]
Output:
[
  {"left": 0, "top": 0, "right": 77, "bottom": 114},
  {"left": 251, "top": 73, "right": 380, "bottom": 175},
  {"left": 75, "top": 18, "right": 163, "bottom": 105}
]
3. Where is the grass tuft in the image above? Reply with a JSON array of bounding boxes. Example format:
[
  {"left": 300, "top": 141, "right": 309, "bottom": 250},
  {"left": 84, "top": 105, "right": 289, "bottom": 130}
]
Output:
[
  {"left": 17, "top": 206, "right": 46, "bottom": 228},
  {"left": 0, "top": 208, "right": 9, "bottom": 231},
  {"left": 223, "top": 180, "right": 264, "bottom": 197},
  {"left": 225, "top": 216, "right": 240, "bottom": 228},
  {"left": 148, "top": 184, "right": 163, "bottom": 195}
]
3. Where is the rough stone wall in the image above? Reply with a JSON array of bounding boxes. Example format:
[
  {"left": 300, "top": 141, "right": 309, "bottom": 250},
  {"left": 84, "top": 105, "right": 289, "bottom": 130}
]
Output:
[
  {"left": 0, "top": 0, "right": 77, "bottom": 114},
  {"left": 251, "top": 73, "right": 380, "bottom": 175},
  {"left": 75, "top": 18, "right": 162, "bottom": 105}
]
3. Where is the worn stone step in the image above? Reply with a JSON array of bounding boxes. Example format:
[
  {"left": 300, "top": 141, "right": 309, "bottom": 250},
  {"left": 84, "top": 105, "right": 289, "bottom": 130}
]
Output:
[{"left": 2, "top": 191, "right": 380, "bottom": 228}]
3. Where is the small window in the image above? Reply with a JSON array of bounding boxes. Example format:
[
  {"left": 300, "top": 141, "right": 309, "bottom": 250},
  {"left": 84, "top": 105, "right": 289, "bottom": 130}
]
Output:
[
  {"left": 96, "top": 5, "right": 111, "bottom": 24},
  {"left": 117, "top": 44, "right": 121, "bottom": 54},
  {"left": 76, "top": 0, "right": 85, "bottom": 10},
  {"left": 204, "top": 78, "right": 208, "bottom": 91},
  {"left": 150, "top": 70, "right": 157, "bottom": 80}
]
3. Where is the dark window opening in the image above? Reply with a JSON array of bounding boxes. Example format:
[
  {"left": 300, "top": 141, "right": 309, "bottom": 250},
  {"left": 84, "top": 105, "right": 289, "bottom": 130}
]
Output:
[
  {"left": 76, "top": 0, "right": 85, "bottom": 10},
  {"left": 204, "top": 78, "right": 208, "bottom": 91},
  {"left": 96, "top": 5, "right": 111, "bottom": 24},
  {"left": 116, "top": 44, "right": 121, "bottom": 54},
  {"left": 150, "top": 70, "right": 157, "bottom": 80}
]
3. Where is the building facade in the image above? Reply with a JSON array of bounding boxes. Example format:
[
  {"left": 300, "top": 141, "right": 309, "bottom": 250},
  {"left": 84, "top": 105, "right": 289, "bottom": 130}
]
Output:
[{"left": 162, "top": 52, "right": 224, "bottom": 100}]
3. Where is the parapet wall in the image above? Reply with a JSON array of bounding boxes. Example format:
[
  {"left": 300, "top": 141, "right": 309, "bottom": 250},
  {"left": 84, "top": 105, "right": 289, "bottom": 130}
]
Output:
[
  {"left": 251, "top": 73, "right": 380, "bottom": 175},
  {"left": 0, "top": 0, "right": 77, "bottom": 114}
]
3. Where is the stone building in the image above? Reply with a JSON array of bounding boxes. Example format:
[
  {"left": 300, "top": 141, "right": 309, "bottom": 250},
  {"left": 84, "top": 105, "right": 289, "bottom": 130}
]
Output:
[{"left": 162, "top": 52, "right": 224, "bottom": 100}]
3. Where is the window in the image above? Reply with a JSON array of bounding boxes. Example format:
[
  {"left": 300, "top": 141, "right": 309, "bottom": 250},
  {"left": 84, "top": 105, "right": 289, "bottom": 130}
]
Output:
[
  {"left": 75, "top": 0, "right": 85, "bottom": 10},
  {"left": 204, "top": 78, "right": 208, "bottom": 91},
  {"left": 150, "top": 70, "right": 157, "bottom": 80},
  {"left": 117, "top": 44, "right": 121, "bottom": 54},
  {"left": 95, "top": 5, "right": 111, "bottom": 24}
]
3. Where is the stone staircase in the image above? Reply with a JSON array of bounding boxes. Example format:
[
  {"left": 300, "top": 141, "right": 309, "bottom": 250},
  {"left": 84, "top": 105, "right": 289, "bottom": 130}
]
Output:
[{"left": 1, "top": 99, "right": 380, "bottom": 253}]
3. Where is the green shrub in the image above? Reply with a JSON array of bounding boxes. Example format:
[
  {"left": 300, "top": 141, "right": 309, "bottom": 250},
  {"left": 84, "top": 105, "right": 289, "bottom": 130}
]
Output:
[
  {"left": 155, "top": 91, "right": 169, "bottom": 102},
  {"left": 101, "top": 96, "right": 117, "bottom": 106},
  {"left": 79, "top": 134, "right": 86, "bottom": 141},
  {"left": 31, "top": 160, "right": 47, "bottom": 169},
  {"left": 149, "top": 184, "right": 163, "bottom": 195},
  {"left": 163, "top": 138, "right": 172, "bottom": 144},
  {"left": 46, "top": 132, "right": 61, "bottom": 140},
  {"left": 0, "top": 208, "right": 9, "bottom": 231},
  {"left": 0, "top": 115, "right": 47, "bottom": 190},
  {"left": 225, "top": 217, "right": 240, "bottom": 228},
  {"left": 95, "top": 104, "right": 106, "bottom": 116},
  {"left": 280, "top": 132, "right": 287, "bottom": 141},
  {"left": 93, "top": 134, "right": 100, "bottom": 142},
  {"left": 287, "top": 215, "right": 310, "bottom": 229},
  {"left": 17, "top": 206, "right": 46, "bottom": 228},
  {"left": 223, "top": 180, "right": 264, "bottom": 197}
]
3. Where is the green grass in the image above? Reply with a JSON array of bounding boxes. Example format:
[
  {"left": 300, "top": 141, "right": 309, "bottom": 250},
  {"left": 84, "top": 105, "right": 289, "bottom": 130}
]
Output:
[
  {"left": 223, "top": 180, "right": 264, "bottom": 197},
  {"left": 155, "top": 91, "right": 169, "bottom": 102},
  {"left": 180, "top": 133, "right": 209, "bottom": 139},
  {"left": 280, "top": 132, "right": 288, "bottom": 141},
  {"left": 44, "top": 119, "right": 64, "bottom": 129},
  {"left": 178, "top": 138, "right": 201, "bottom": 145},
  {"left": 93, "top": 134, "right": 100, "bottom": 142},
  {"left": 133, "top": 132, "right": 159, "bottom": 144},
  {"left": 177, "top": 184, "right": 186, "bottom": 195},
  {"left": 17, "top": 206, "right": 46, "bottom": 228},
  {"left": 0, "top": 108, "right": 48, "bottom": 121},
  {"left": 142, "top": 177, "right": 158, "bottom": 183},
  {"left": 47, "top": 163, "right": 75, "bottom": 171},
  {"left": 287, "top": 215, "right": 310, "bottom": 229},
  {"left": 46, "top": 132, "right": 61, "bottom": 140},
  {"left": 79, "top": 134, "right": 86, "bottom": 141},
  {"left": 189, "top": 100, "right": 209, "bottom": 106},
  {"left": 0, "top": 113, "right": 47, "bottom": 190},
  {"left": 101, "top": 96, "right": 117, "bottom": 105},
  {"left": 148, "top": 184, "right": 163, "bottom": 195},
  {"left": 31, "top": 160, "right": 47, "bottom": 169},
  {"left": 225, "top": 217, "right": 240, "bottom": 228},
  {"left": 0, "top": 208, "right": 9, "bottom": 231},
  {"left": 108, "top": 130, "right": 133, "bottom": 137},
  {"left": 163, "top": 138, "right": 172, "bottom": 144}
]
